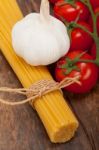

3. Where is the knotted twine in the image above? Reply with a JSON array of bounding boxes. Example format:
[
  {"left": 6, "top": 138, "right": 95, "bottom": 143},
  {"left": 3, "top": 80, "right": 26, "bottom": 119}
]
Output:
[{"left": 0, "top": 75, "right": 80, "bottom": 107}]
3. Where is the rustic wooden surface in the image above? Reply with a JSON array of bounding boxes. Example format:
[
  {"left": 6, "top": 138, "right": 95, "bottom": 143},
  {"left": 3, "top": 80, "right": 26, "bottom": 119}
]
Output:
[{"left": 0, "top": 0, "right": 99, "bottom": 150}]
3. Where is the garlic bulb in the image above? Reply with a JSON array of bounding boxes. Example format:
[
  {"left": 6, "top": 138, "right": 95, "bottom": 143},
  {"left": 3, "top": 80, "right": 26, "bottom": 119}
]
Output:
[{"left": 12, "top": 0, "right": 70, "bottom": 66}]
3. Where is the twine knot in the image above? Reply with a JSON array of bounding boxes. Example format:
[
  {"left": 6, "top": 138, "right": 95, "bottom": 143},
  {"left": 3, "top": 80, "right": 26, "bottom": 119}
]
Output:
[{"left": 0, "top": 76, "right": 81, "bottom": 107}]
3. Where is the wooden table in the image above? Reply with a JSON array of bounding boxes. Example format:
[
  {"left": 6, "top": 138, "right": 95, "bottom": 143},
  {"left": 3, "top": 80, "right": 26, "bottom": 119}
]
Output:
[{"left": 0, "top": 0, "right": 99, "bottom": 150}]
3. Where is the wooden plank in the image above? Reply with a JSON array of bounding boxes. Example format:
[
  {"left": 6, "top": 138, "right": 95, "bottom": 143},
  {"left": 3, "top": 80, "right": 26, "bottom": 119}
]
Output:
[{"left": 0, "top": 0, "right": 99, "bottom": 150}]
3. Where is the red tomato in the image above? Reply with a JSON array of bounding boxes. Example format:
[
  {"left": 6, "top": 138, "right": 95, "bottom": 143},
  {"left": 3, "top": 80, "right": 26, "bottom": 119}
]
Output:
[
  {"left": 88, "top": 7, "right": 99, "bottom": 35},
  {"left": 54, "top": 1, "right": 90, "bottom": 22},
  {"left": 70, "top": 22, "right": 93, "bottom": 51},
  {"left": 90, "top": 0, "right": 99, "bottom": 9},
  {"left": 55, "top": 50, "right": 98, "bottom": 93},
  {"left": 90, "top": 43, "right": 96, "bottom": 59},
  {"left": 49, "top": 0, "right": 60, "bottom": 4}
]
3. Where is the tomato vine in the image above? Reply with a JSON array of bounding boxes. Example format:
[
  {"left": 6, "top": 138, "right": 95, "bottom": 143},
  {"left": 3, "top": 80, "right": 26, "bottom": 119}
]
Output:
[{"left": 64, "top": 0, "right": 99, "bottom": 66}]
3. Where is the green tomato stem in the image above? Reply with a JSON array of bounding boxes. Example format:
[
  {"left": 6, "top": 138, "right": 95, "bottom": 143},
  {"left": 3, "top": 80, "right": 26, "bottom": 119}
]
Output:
[
  {"left": 73, "top": 59, "right": 96, "bottom": 64},
  {"left": 86, "top": 0, "right": 97, "bottom": 35},
  {"left": 72, "top": 22, "right": 93, "bottom": 37},
  {"left": 69, "top": 58, "right": 97, "bottom": 66},
  {"left": 74, "top": 59, "right": 98, "bottom": 65},
  {"left": 80, "top": 0, "right": 87, "bottom": 6},
  {"left": 85, "top": 0, "right": 99, "bottom": 64},
  {"left": 95, "top": 37, "right": 99, "bottom": 65}
]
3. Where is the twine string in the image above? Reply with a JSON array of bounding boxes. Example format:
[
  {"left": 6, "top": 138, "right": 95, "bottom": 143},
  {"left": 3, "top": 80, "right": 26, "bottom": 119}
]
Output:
[{"left": 0, "top": 76, "right": 81, "bottom": 106}]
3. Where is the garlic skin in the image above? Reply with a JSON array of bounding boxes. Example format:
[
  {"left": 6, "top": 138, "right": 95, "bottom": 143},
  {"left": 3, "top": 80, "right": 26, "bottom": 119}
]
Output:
[{"left": 12, "top": 0, "right": 70, "bottom": 66}]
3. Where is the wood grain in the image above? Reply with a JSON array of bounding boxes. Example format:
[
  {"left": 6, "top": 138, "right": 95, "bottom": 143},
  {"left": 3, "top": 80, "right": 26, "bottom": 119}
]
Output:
[{"left": 0, "top": 0, "right": 99, "bottom": 150}]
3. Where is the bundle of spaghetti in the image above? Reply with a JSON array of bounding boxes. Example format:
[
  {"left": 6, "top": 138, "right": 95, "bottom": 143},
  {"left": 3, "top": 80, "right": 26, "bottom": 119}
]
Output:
[{"left": 0, "top": 0, "right": 78, "bottom": 143}]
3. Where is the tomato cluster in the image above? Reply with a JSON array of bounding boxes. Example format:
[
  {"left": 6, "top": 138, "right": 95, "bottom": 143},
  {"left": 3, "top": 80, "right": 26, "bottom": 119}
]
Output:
[{"left": 49, "top": 0, "right": 99, "bottom": 93}]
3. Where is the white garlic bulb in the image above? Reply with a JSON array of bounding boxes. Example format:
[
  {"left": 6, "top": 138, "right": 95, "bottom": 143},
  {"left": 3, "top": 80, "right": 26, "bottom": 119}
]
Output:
[{"left": 12, "top": 0, "right": 70, "bottom": 66}]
